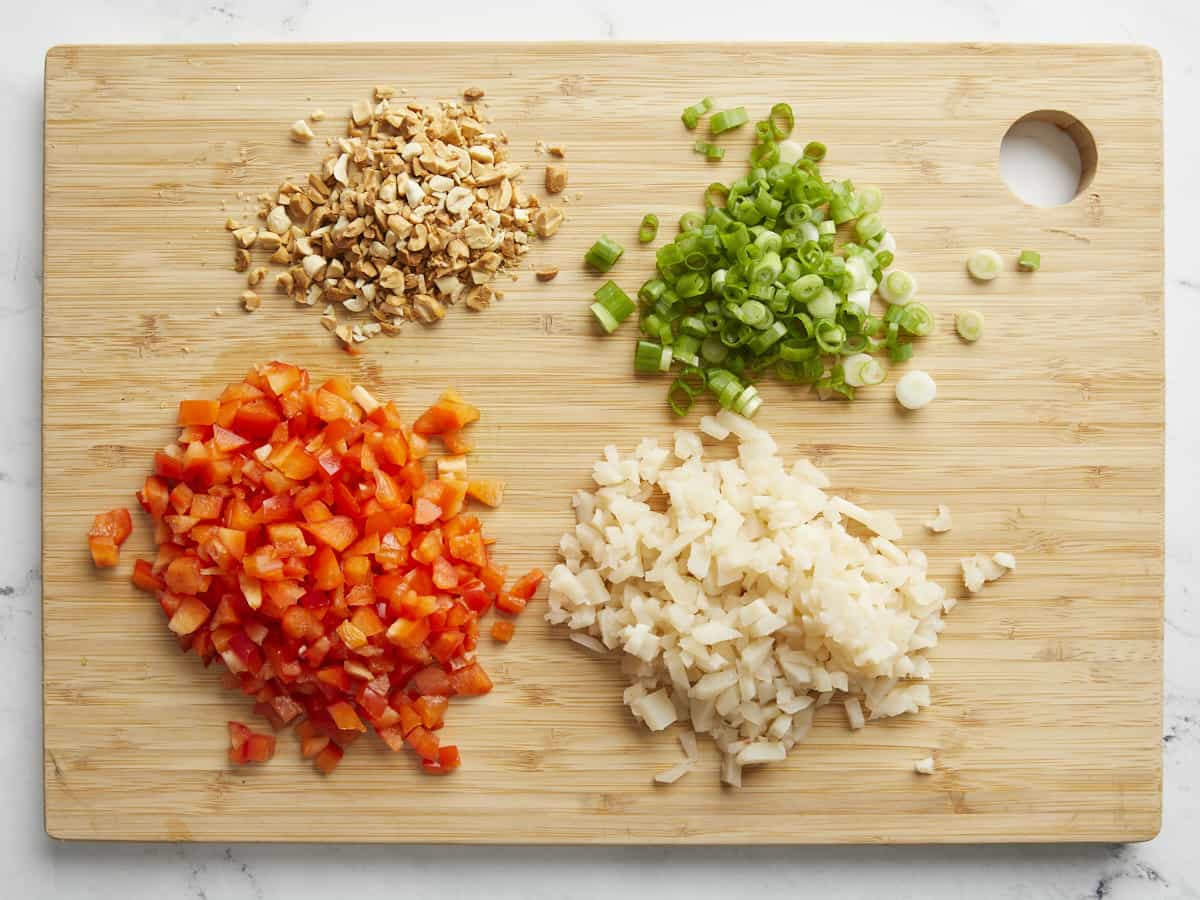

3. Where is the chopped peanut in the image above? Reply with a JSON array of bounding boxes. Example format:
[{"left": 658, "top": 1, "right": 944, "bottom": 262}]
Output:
[
  {"left": 545, "top": 164, "right": 568, "bottom": 194},
  {"left": 289, "top": 119, "right": 315, "bottom": 142}
]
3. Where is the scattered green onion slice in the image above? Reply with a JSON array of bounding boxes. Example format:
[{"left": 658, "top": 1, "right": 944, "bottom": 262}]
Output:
[
  {"left": 803, "top": 141, "right": 826, "bottom": 161},
  {"left": 966, "top": 248, "right": 1002, "bottom": 281},
  {"left": 709, "top": 107, "right": 750, "bottom": 135},
  {"left": 590, "top": 280, "right": 635, "bottom": 333},
  {"left": 681, "top": 97, "right": 714, "bottom": 130},
  {"left": 899, "top": 303, "right": 935, "bottom": 337},
  {"left": 668, "top": 379, "right": 696, "bottom": 416},
  {"left": 585, "top": 236, "right": 624, "bottom": 273},
  {"left": 896, "top": 370, "right": 936, "bottom": 410},
  {"left": 956, "top": 309, "right": 984, "bottom": 342},
  {"left": 693, "top": 141, "right": 725, "bottom": 161},
  {"left": 1018, "top": 249, "right": 1041, "bottom": 271},
  {"left": 639, "top": 214, "right": 660, "bottom": 244},
  {"left": 768, "top": 102, "right": 794, "bottom": 140}
]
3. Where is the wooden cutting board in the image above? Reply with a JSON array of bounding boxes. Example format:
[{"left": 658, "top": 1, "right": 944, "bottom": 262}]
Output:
[{"left": 42, "top": 43, "right": 1163, "bottom": 843}]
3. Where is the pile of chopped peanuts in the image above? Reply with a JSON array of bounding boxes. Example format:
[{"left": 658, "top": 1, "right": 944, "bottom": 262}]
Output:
[{"left": 229, "top": 86, "right": 566, "bottom": 347}]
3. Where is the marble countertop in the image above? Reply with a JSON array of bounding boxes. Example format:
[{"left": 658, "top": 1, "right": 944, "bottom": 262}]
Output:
[{"left": 5, "top": 1, "right": 1197, "bottom": 897}]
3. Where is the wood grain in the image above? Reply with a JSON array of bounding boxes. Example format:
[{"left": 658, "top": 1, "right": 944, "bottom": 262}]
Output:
[{"left": 42, "top": 43, "right": 1163, "bottom": 843}]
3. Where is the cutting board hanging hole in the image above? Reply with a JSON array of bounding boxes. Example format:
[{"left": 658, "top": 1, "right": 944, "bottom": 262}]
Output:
[{"left": 999, "top": 110, "right": 1097, "bottom": 207}]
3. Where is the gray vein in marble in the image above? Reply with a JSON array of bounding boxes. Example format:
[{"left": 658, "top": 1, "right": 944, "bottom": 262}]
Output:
[
  {"left": 225, "top": 847, "right": 265, "bottom": 900},
  {"left": 1090, "top": 846, "right": 1171, "bottom": 898}
]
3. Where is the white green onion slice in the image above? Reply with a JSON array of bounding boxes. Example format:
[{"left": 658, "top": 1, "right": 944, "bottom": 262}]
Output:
[
  {"left": 878, "top": 269, "right": 917, "bottom": 305},
  {"left": 895, "top": 370, "right": 937, "bottom": 410},
  {"left": 842, "top": 353, "right": 886, "bottom": 388},
  {"left": 966, "top": 249, "right": 1002, "bottom": 281},
  {"left": 955, "top": 309, "right": 984, "bottom": 342}
]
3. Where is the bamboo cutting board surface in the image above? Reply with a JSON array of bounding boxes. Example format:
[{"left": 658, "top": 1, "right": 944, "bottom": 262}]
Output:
[{"left": 42, "top": 43, "right": 1163, "bottom": 843}]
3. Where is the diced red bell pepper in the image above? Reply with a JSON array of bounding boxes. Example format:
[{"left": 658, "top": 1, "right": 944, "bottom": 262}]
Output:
[
  {"left": 422, "top": 744, "right": 461, "bottom": 774},
  {"left": 449, "top": 663, "right": 493, "bottom": 696},
  {"left": 131, "top": 558, "right": 164, "bottom": 592},
  {"left": 510, "top": 568, "right": 545, "bottom": 601},
  {"left": 124, "top": 369, "right": 513, "bottom": 776},
  {"left": 404, "top": 725, "right": 440, "bottom": 762},
  {"left": 496, "top": 592, "right": 527, "bottom": 615},
  {"left": 314, "top": 742, "right": 344, "bottom": 774},
  {"left": 168, "top": 597, "right": 211, "bottom": 636},
  {"left": 301, "top": 516, "right": 358, "bottom": 552},
  {"left": 178, "top": 399, "right": 220, "bottom": 426}
]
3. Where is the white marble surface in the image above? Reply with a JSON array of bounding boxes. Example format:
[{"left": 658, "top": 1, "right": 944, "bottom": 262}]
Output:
[{"left": 5, "top": 1, "right": 1197, "bottom": 897}]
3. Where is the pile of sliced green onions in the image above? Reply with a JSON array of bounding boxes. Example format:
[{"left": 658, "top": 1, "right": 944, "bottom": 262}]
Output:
[{"left": 630, "top": 102, "right": 931, "bottom": 416}]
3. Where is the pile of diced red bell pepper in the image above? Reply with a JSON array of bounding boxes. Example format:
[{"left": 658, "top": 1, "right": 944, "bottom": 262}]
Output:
[{"left": 124, "top": 362, "right": 542, "bottom": 775}]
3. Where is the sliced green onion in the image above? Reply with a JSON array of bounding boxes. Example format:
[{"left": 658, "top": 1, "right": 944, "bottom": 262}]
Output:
[
  {"left": 672, "top": 341, "right": 701, "bottom": 369},
  {"left": 635, "top": 340, "right": 665, "bottom": 373},
  {"left": 747, "top": 321, "right": 786, "bottom": 355},
  {"left": 638, "top": 278, "right": 666, "bottom": 304},
  {"left": 857, "top": 185, "right": 883, "bottom": 214},
  {"left": 693, "top": 141, "right": 726, "bottom": 161},
  {"left": 815, "top": 320, "right": 845, "bottom": 353},
  {"left": 709, "top": 107, "right": 749, "bottom": 135},
  {"left": 807, "top": 287, "right": 838, "bottom": 320},
  {"left": 639, "top": 214, "right": 660, "bottom": 244},
  {"left": 667, "top": 379, "right": 695, "bottom": 416},
  {"left": 700, "top": 335, "right": 728, "bottom": 364},
  {"left": 803, "top": 141, "right": 826, "bottom": 161},
  {"left": 675, "top": 271, "right": 708, "bottom": 298},
  {"left": 768, "top": 103, "right": 794, "bottom": 140},
  {"left": 681, "top": 97, "right": 714, "bottom": 130},
  {"left": 896, "top": 370, "right": 936, "bottom": 410},
  {"left": 788, "top": 273, "right": 823, "bottom": 302},
  {"left": 841, "top": 352, "right": 887, "bottom": 388},
  {"left": 956, "top": 309, "right": 984, "bottom": 342},
  {"left": 629, "top": 107, "right": 930, "bottom": 415},
  {"left": 585, "top": 236, "right": 624, "bottom": 273},
  {"left": 878, "top": 269, "right": 917, "bottom": 305},
  {"left": 590, "top": 280, "right": 635, "bottom": 333},
  {"left": 590, "top": 303, "right": 620, "bottom": 333},
  {"left": 966, "top": 248, "right": 1002, "bottom": 281},
  {"left": 732, "top": 385, "right": 762, "bottom": 418},
  {"left": 854, "top": 212, "right": 885, "bottom": 242},
  {"left": 899, "top": 303, "right": 935, "bottom": 337},
  {"left": 1018, "top": 249, "right": 1041, "bottom": 271}
]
